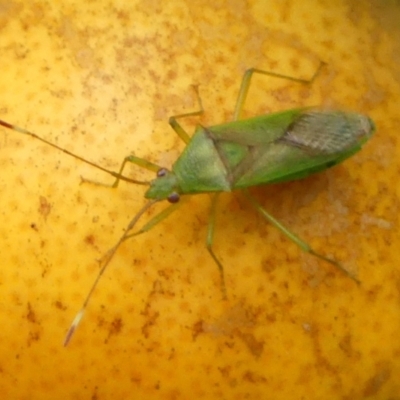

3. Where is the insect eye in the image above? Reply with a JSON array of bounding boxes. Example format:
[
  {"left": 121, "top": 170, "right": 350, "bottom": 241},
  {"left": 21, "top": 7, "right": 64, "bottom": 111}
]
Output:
[
  {"left": 157, "top": 168, "right": 168, "bottom": 178},
  {"left": 167, "top": 192, "right": 180, "bottom": 203}
]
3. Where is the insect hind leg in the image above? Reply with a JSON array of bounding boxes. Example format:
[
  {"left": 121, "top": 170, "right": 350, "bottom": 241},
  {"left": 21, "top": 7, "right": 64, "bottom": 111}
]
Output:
[
  {"left": 233, "top": 61, "right": 326, "bottom": 121},
  {"left": 243, "top": 189, "right": 360, "bottom": 283}
]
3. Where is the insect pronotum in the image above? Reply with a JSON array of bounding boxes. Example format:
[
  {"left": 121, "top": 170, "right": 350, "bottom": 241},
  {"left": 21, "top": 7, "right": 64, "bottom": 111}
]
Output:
[{"left": 0, "top": 62, "right": 375, "bottom": 345}]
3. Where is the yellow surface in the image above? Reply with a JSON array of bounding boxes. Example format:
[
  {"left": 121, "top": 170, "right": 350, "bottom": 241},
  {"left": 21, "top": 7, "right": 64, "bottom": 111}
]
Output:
[{"left": 0, "top": 1, "right": 399, "bottom": 399}]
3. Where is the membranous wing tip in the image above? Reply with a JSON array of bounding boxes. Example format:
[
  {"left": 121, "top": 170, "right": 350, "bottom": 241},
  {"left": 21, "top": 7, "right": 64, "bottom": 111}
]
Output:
[{"left": 282, "top": 110, "right": 374, "bottom": 155}]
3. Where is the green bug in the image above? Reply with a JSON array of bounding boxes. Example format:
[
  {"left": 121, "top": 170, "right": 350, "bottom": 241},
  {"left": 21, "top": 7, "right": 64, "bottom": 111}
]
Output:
[{"left": 0, "top": 62, "right": 375, "bottom": 345}]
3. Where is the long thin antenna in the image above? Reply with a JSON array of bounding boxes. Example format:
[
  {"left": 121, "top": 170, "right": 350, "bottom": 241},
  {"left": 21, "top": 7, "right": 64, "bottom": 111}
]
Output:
[
  {"left": 63, "top": 199, "right": 160, "bottom": 346},
  {"left": 0, "top": 119, "right": 149, "bottom": 185}
]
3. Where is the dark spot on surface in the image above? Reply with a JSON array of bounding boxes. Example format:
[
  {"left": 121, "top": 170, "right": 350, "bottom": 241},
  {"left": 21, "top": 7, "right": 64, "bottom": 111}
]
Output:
[
  {"left": 38, "top": 195, "right": 52, "bottom": 219},
  {"left": 110, "top": 317, "right": 123, "bottom": 335},
  {"left": 191, "top": 320, "right": 205, "bottom": 340},
  {"left": 261, "top": 258, "right": 277, "bottom": 274},
  {"left": 139, "top": 280, "right": 175, "bottom": 339},
  {"left": 54, "top": 300, "right": 67, "bottom": 311},
  {"left": 242, "top": 370, "right": 268, "bottom": 384},
  {"left": 236, "top": 332, "right": 264, "bottom": 358},
  {"left": 41, "top": 265, "right": 48, "bottom": 278},
  {"left": 85, "top": 234, "right": 96, "bottom": 246},
  {"left": 91, "top": 387, "right": 98, "bottom": 400},
  {"left": 338, "top": 333, "right": 361, "bottom": 360},
  {"left": 218, "top": 365, "right": 232, "bottom": 379},
  {"left": 201, "top": 304, "right": 264, "bottom": 357},
  {"left": 103, "top": 317, "right": 123, "bottom": 343},
  {"left": 26, "top": 302, "right": 37, "bottom": 324},
  {"left": 363, "top": 365, "right": 391, "bottom": 397},
  {"left": 366, "top": 284, "right": 381, "bottom": 303},
  {"left": 27, "top": 331, "right": 40, "bottom": 346},
  {"left": 141, "top": 311, "right": 159, "bottom": 339}
]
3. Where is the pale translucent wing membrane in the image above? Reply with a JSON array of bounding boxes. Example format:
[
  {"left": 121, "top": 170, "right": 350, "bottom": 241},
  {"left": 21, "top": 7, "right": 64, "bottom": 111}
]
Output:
[{"left": 281, "top": 111, "right": 374, "bottom": 155}]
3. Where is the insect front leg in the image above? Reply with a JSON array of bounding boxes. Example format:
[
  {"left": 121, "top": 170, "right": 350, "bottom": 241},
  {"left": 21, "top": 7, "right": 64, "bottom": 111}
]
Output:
[
  {"left": 112, "top": 85, "right": 205, "bottom": 187},
  {"left": 80, "top": 153, "right": 162, "bottom": 189},
  {"left": 108, "top": 155, "right": 162, "bottom": 188},
  {"left": 169, "top": 85, "right": 204, "bottom": 144},
  {"left": 233, "top": 61, "right": 326, "bottom": 121},
  {"left": 123, "top": 201, "right": 182, "bottom": 241},
  {"left": 243, "top": 189, "right": 360, "bottom": 283}
]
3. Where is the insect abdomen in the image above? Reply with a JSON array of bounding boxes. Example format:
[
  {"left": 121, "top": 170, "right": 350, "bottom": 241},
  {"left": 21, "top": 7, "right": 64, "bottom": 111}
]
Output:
[{"left": 232, "top": 110, "right": 374, "bottom": 188}]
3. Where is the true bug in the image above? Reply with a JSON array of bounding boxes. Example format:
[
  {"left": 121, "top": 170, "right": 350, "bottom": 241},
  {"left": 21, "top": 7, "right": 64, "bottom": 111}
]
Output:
[{"left": 0, "top": 62, "right": 375, "bottom": 345}]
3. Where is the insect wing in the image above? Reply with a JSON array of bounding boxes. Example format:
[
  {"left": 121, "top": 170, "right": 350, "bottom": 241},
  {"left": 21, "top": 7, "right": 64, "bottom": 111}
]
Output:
[{"left": 208, "top": 109, "right": 374, "bottom": 189}]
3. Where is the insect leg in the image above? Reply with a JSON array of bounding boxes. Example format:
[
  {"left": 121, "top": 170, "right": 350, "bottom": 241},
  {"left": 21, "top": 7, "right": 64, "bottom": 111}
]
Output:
[
  {"left": 103, "top": 155, "right": 162, "bottom": 188},
  {"left": 111, "top": 85, "right": 205, "bottom": 187},
  {"left": 169, "top": 85, "right": 204, "bottom": 144},
  {"left": 123, "top": 201, "right": 183, "bottom": 241},
  {"left": 79, "top": 153, "right": 161, "bottom": 188},
  {"left": 64, "top": 197, "right": 184, "bottom": 345},
  {"left": 233, "top": 61, "right": 326, "bottom": 121},
  {"left": 205, "top": 193, "right": 228, "bottom": 299},
  {"left": 243, "top": 189, "right": 360, "bottom": 283},
  {"left": 64, "top": 198, "right": 161, "bottom": 346}
]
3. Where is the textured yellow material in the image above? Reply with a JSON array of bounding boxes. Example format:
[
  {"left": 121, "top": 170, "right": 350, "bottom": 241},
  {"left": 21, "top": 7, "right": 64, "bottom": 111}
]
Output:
[{"left": 0, "top": 1, "right": 399, "bottom": 399}]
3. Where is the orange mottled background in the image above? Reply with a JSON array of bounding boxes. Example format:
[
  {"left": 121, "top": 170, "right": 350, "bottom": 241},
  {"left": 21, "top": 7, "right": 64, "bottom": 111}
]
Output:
[{"left": 0, "top": 1, "right": 399, "bottom": 399}]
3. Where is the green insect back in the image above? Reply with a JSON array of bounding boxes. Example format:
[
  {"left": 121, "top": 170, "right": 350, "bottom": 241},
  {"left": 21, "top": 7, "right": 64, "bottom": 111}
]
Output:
[
  {"left": 205, "top": 108, "right": 375, "bottom": 189},
  {"left": 144, "top": 108, "right": 374, "bottom": 201}
]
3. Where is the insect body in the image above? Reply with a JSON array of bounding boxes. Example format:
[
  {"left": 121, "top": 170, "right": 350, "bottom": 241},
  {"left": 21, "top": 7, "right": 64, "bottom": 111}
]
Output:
[
  {"left": 148, "top": 109, "right": 373, "bottom": 200},
  {"left": 0, "top": 63, "right": 375, "bottom": 345}
]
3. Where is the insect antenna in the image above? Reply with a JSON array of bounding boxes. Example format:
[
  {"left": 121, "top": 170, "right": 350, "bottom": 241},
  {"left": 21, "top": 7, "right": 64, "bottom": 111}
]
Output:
[
  {"left": 63, "top": 199, "right": 160, "bottom": 346},
  {"left": 0, "top": 119, "right": 149, "bottom": 186}
]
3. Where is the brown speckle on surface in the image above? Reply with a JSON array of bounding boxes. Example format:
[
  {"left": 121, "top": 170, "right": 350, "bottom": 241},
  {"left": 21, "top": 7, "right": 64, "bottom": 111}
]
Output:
[
  {"left": 363, "top": 365, "right": 392, "bottom": 397},
  {"left": 54, "top": 300, "right": 67, "bottom": 311},
  {"left": 38, "top": 195, "right": 51, "bottom": 219},
  {"left": 0, "top": 1, "right": 398, "bottom": 399},
  {"left": 26, "top": 302, "right": 37, "bottom": 324}
]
